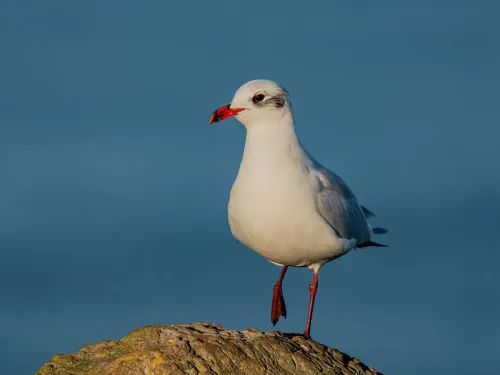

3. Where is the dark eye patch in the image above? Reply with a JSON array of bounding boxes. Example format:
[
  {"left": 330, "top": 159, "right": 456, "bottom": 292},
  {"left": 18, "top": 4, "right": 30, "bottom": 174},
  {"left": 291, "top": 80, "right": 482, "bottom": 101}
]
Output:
[
  {"left": 265, "top": 93, "right": 286, "bottom": 108},
  {"left": 252, "top": 86, "right": 290, "bottom": 109}
]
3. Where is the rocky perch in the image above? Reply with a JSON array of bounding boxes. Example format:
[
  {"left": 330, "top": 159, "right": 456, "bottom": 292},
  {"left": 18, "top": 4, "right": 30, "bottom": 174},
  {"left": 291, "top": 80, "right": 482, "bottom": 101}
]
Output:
[{"left": 35, "top": 323, "right": 383, "bottom": 375}]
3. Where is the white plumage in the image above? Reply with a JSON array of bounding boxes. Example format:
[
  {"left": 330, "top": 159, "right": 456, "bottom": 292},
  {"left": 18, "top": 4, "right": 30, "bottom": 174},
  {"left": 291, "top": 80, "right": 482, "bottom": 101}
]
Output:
[{"left": 210, "top": 79, "right": 387, "bottom": 338}]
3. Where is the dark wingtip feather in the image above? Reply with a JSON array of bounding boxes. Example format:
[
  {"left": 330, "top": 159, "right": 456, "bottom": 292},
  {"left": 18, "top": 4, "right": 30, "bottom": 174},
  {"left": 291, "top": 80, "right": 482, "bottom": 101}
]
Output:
[
  {"left": 361, "top": 205, "right": 376, "bottom": 218},
  {"left": 357, "top": 240, "right": 389, "bottom": 248},
  {"left": 372, "top": 227, "right": 388, "bottom": 234}
]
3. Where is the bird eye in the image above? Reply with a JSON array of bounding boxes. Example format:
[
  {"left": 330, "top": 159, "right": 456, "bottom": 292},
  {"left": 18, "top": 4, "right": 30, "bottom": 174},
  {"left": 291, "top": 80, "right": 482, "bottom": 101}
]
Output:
[{"left": 253, "top": 93, "right": 265, "bottom": 102}]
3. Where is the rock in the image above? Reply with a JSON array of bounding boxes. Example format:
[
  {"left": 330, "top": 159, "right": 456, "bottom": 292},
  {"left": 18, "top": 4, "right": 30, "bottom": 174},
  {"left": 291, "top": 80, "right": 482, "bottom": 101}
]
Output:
[{"left": 35, "top": 322, "right": 383, "bottom": 375}]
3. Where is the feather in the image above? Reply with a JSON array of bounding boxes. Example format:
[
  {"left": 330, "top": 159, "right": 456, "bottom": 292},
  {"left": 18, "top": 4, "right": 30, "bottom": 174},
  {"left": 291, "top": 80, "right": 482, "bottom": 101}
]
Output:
[
  {"left": 372, "top": 227, "right": 388, "bottom": 234},
  {"left": 361, "top": 205, "right": 376, "bottom": 218},
  {"left": 356, "top": 241, "right": 389, "bottom": 248}
]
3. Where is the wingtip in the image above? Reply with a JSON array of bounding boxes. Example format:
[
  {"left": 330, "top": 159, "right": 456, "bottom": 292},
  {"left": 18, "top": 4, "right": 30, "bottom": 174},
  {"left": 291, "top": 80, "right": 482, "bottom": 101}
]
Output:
[
  {"left": 357, "top": 240, "right": 389, "bottom": 248},
  {"left": 361, "top": 205, "right": 376, "bottom": 218}
]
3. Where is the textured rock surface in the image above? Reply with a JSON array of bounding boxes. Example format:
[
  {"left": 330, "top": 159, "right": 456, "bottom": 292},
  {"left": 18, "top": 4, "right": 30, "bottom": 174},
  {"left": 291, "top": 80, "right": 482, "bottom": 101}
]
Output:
[{"left": 35, "top": 322, "right": 383, "bottom": 375}]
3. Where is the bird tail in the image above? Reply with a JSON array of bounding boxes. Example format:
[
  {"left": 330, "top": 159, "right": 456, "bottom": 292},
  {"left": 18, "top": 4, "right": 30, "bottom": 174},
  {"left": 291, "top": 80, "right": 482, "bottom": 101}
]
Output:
[
  {"left": 358, "top": 226, "right": 389, "bottom": 248},
  {"left": 357, "top": 241, "right": 389, "bottom": 248},
  {"left": 372, "top": 227, "right": 388, "bottom": 234}
]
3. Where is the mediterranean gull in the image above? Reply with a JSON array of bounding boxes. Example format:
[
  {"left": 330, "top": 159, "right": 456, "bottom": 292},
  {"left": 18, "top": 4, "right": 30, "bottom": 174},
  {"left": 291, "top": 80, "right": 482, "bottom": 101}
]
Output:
[{"left": 210, "top": 79, "right": 388, "bottom": 339}]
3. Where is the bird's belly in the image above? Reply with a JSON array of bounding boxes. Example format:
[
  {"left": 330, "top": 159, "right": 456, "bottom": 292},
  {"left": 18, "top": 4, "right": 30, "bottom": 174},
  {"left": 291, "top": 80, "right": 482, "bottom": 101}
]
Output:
[{"left": 228, "top": 185, "right": 346, "bottom": 266}]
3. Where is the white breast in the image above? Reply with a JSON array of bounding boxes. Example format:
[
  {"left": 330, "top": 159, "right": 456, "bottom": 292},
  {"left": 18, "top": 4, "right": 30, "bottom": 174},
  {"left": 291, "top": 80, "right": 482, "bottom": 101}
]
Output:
[{"left": 227, "top": 122, "right": 347, "bottom": 267}]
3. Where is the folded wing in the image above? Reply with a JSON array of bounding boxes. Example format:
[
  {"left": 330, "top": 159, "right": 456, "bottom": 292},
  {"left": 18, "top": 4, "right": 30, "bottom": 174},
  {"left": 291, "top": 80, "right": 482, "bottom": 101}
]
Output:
[{"left": 311, "top": 162, "right": 387, "bottom": 248}]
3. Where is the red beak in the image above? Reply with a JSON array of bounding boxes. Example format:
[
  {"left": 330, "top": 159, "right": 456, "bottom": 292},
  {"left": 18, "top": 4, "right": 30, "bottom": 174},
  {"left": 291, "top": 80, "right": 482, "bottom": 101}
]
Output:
[{"left": 209, "top": 104, "right": 245, "bottom": 124}]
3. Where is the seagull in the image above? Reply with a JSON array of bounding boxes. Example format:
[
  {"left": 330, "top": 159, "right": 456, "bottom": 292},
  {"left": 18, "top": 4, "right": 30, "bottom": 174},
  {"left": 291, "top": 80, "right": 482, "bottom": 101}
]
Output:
[{"left": 210, "top": 79, "right": 388, "bottom": 339}]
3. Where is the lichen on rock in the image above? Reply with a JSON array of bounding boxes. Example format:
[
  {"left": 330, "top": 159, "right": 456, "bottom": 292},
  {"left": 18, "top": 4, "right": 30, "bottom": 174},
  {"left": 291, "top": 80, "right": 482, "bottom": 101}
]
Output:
[{"left": 35, "top": 322, "right": 383, "bottom": 375}]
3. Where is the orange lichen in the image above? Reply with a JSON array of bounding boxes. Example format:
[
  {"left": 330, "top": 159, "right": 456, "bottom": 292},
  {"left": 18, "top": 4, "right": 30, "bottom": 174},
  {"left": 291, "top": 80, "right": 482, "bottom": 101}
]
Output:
[{"left": 151, "top": 352, "right": 165, "bottom": 368}]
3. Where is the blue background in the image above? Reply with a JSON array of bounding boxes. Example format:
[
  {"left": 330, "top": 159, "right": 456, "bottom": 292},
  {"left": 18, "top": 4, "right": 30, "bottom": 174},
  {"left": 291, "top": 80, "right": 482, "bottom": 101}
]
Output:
[{"left": 1, "top": 1, "right": 499, "bottom": 374}]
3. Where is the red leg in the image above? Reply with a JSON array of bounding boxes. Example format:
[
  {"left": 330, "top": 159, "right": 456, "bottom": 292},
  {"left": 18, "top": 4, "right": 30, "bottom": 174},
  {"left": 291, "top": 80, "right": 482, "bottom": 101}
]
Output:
[
  {"left": 271, "top": 266, "right": 288, "bottom": 325},
  {"left": 303, "top": 272, "right": 319, "bottom": 339}
]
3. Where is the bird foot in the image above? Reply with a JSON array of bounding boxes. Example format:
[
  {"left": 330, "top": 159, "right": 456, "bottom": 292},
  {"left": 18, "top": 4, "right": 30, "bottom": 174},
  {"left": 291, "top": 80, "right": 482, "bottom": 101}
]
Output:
[{"left": 271, "top": 283, "right": 287, "bottom": 325}]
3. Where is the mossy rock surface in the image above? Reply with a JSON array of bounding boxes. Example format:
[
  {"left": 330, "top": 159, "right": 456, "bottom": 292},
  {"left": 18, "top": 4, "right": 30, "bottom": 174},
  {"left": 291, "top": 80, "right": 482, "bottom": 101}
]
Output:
[{"left": 35, "top": 322, "right": 383, "bottom": 375}]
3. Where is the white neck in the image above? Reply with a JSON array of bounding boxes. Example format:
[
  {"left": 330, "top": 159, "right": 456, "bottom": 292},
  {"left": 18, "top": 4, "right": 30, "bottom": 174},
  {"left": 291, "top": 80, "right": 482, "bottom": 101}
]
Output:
[{"left": 240, "top": 111, "right": 305, "bottom": 170}]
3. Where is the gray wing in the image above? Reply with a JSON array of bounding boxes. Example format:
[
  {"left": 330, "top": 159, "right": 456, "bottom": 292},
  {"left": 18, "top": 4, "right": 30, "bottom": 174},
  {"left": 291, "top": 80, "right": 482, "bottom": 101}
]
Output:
[{"left": 313, "top": 165, "right": 371, "bottom": 245}]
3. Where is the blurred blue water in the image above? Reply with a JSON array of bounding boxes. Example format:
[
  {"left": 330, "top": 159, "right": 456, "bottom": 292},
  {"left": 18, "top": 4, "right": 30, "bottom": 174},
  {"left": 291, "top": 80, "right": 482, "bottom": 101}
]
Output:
[{"left": 0, "top": 1, "right": 499, "bottom": 374}]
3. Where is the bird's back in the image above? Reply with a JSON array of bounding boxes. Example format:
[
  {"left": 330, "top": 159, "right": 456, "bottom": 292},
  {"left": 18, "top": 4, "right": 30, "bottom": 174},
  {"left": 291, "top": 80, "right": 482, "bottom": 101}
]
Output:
[{"left": 308, "top": 157, "right": 372, "bottom": 244}]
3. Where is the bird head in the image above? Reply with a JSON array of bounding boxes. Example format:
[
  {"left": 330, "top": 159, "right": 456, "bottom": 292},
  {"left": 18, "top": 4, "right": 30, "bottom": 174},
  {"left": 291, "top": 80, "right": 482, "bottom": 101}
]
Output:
[{"left": 210, "top": 80, "right": 292, "bottom": 127}]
